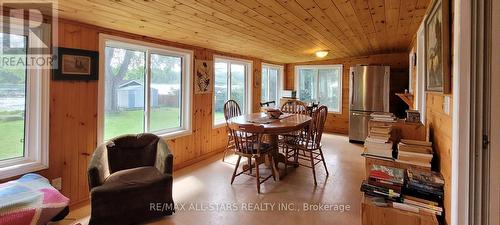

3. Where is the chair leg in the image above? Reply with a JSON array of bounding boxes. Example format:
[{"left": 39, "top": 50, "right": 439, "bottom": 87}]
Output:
[
  {"left": 270, "top": 154, "right": 277, "bottom": 182},
  {"left": 319, "top": 147, "right": 329, "bottom": 175},
  {"left": 284, "top": 145, "right": 289, "bottom": 175},
  {"left": 231, "top": 156, "right": 242, "bottom": 185},
  {"left": 293, "top": 147, "right": 299, "bottom": 167},
  {"left": 255, "top": 157, "right": 261, "bottom": 194},
  {"left": 248, "top": 157, "right": 253, "bottom": 175},
  {"left": 222, "top": 149, "right": 227, "bottom": 162},
  {"left": 309, "top": 151, "right": 317, "bottom": 186},
  {"left": 222, "top": 138, "right": 231, "bottom": 162}
]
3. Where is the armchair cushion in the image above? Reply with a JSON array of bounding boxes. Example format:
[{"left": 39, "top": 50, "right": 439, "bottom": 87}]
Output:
[
  {"left": 103, "top": 166, "right": 164, "bottom": 190},
  {"left": 89, "top": 167, "right": 173, "bottom": 225},
  {"left": 106, "top": 134, "right": 159, "bottom": 173}
]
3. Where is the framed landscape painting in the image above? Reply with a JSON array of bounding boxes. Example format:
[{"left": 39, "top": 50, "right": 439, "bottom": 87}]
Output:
[
  {"left": 53, "top": 47, "right": 99, "bottom": 81},
  {"left": 425, "top": 0, "right": 451, "bottom": 93}
]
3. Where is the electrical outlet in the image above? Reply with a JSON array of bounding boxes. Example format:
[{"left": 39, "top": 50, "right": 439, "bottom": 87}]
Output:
[
  {"left": 443, "top": 96, "right": 451, "bottom": 115},
  {"left": 51, "top": 177, "right": 62, "bottom": 190}
]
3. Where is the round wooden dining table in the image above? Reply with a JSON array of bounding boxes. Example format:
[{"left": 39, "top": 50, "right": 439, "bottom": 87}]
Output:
[{"left": 226, "top": 112, "right": 312, "bottom": 180}]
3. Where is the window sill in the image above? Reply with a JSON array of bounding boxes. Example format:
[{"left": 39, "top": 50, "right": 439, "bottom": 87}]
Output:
[
  {"left": 328, "top": 111, "right": 342, "bottom": 115},
  {"left": 0, "top": 160, "right": 48, "bottom": 180},
  {"left": 156, "top": 129, "right": 192, "bottom": 140},
  {"left": 212, "top": 122, "right": 226, "bottom": 129}
]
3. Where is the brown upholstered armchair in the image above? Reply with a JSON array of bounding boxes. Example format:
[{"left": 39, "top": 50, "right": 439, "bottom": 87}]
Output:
[{"left": 87, "top": 133, "right": 174, "bottom": 225}]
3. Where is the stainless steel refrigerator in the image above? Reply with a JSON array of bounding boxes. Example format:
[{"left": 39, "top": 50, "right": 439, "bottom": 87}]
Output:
[{"left": 348, "top": 65, "right": 390, "bottom": 142}]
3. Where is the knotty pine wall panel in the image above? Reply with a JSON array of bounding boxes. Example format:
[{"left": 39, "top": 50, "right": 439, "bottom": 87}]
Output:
[
  {"left": 37, "top": 19, "right": 278, "bottom": 205},
  {"left": 284, "top": 53, "right": 409, "bottom": 134},
  {"left": 425, "top": 92, "right": 452, "bottom": 225},
  {"left": 409, "top": 18, "right": 453, "bottom": 222}
]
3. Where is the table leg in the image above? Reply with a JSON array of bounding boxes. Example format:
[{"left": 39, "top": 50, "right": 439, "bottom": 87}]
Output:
[{"left": 268, "top": 134, "right": 300, "bottom": 180}]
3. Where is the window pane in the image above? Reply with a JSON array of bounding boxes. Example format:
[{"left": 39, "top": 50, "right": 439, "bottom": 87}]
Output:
[
  {"left": 261, "top": 67, "right": 268, "bottom": 102},
  {"left": 149, "top": 54, "right": 182, "bottom": 132},
  {"left": 318, "top": 68, "right": 341, "bottom": 112},
  {"left": 214, "top": 62, "right": 228, "bottom": 123},
  {"left": 0, "top": 33, "right": 26, "bottom": 161},
  {"left": 104, "top": 47, "right": 146, "bottom": 140},
  {"left": 230, "top": 64, "right": 245, "bottom": 113},
  {"left": 298, "top": 69, "right": 317, "bottom": 103},
  {"left": 269, "top": 69, "right": 278, "bottom": 103}
]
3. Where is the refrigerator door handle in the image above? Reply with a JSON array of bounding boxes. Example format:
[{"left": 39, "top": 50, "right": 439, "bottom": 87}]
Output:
[
  {"left": 352, "top": 112, "right": 368, "bottom": 116},
  {"left": 350, "top": 70, "right": 354, "bottom": 106}
]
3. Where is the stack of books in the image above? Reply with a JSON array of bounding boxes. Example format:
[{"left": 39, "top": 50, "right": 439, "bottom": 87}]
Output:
[
  {"left": 361, "top": 165, "right": 405, "bottom": 202},
  {"left": 370, "top": 112, "right": 397, "bottom": 122},
  {"left": 363, "top": 125, "right": 394, "bottom": 159},
  {"left": 394, "top": 169, "right": 445, "bottom": 215},
  {"left": 397, "top": 139, "right": 433, "bottom": 168}
]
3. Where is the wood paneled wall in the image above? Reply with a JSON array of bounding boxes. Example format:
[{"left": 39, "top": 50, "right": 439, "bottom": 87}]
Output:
[
  {"left": 425, "top": 92, "right": 452, "bottom": 225},
  {"left": 34, "top": 19, "right": 274, "bottom": 206},
  {"left": 411, "top": 3, "right": 454, "bottom": 221},
  {"left": 284, "top": 53, "right": 409, "bottom": 134}
]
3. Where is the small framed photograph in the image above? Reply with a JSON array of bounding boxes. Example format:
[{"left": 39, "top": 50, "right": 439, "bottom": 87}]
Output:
[{"left": 53, "top": 47, "right": 98, "bottom": 81}]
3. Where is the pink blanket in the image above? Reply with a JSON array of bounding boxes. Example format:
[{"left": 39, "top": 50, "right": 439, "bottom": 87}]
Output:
[{"left": 0, "top": 174, "right": 69, "bottom": 225}]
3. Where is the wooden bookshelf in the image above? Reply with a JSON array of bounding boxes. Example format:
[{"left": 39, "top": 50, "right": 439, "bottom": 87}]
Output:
[
  {"left": 361, "top": 158, "right": 439, "bottom": 225},
  {"left": 368, "top": 119, "right": 426, "bottom": 141},
  {"left": 362, "top": 196, "right": 439, "bottom": 225},
  {"left": 364, "top": 157, "right": 431, "bottom": 178},
  {"left": 362, "top": 120, "right": 439, "bottom": 225}
]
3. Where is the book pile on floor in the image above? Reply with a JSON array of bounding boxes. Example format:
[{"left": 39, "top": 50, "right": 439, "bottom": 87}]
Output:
[
  {"left": 396, "top": 169, "right": 445, "bottom": 215},
  {"left": 397, "top": 139, "right": 434, "bottom": 168},
  {"left": 362, "top": 125, "right": 394, "bottom": 159},
  {"left": 360, "top": 165, "right": 445, "bottom": 216},
  {"left": 370, "top": 112, "right": 397, "bottom": 122},
  {"left": 361, "top": 165, "right": 404, "bottom": 201}
]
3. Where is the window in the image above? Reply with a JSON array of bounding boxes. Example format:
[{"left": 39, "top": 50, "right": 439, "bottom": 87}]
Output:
[
  {"left": 99, "top": 35, "right": 192, "bottom": 142},
  {"left": 295, "top": 65, "right": 342, "bottom": 113},
  {"left": 261, "top": 64, "right": 283, "bottom": 104},
  {"left": 0, "top": 31, "right": 50, "bottom": 179},
  {"left": 213, "top": 56, "right": 252, "bottom": 126}
]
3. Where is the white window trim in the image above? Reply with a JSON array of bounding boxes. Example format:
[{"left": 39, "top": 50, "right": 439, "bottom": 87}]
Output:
[
  {"left": 0, "top": 20, "right": 50, "bottom": 179},
  {"left": 212, "top": 55, "right": 253, "bottom": 128},
  {"left": 97, "top": 34, "right": 193, "bottom": 144},
  {"left": 294, "top": 64, "right": 343, "bottom": 114},
  {"left": 261, "top": 63, "right": 284, "bottom": 104},
  {"left": 416, "top": 22, "right": 427, "bottom": 123}
]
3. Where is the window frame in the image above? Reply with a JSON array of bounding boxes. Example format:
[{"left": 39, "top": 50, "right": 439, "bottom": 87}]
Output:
[
  {"left": 261, "top": 63, "right": 284, "bottom": 104},
  {"left": 97, "top": 34, "right": 193, "bottom": 144},
  {"left": 0, "top": 19, "right": 50, "bottom": 179},
  {"left": 294, "top": 64, "right": 343, "bottom": 114},
  {"left": 212, "top": 55, "right": 253, "bottom": 128}
]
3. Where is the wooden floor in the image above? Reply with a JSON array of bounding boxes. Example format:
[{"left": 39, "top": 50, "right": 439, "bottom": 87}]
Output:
[{"left": 50, "top": 134, "right": 365, "bottom": 225}]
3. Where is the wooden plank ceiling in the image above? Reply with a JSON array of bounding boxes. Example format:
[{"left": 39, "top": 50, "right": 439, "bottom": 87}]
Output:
[{"left": 51, "top": 0, "right": 430, "bottom": 63}]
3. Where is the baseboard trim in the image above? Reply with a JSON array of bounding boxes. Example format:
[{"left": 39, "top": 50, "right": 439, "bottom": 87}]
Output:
[
  {"left": 173, "top": 148, "right": 226, "bottom": 171},
  {"left": 70, "top": 198, "right": 89, "bottom": 209}
]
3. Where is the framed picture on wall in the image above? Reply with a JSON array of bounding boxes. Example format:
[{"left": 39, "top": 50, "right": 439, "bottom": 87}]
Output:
[
  {"left": 194, "top": 59, "right": 213, "bottom": 94},
  {"left": 424, "top": 0, "right": 451, "bottom": 93},
  {"left": 53, "top": 47, "right": 99, "bottom": 81}
]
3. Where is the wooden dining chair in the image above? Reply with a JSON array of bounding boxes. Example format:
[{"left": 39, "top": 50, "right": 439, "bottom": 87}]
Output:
[
  {"left": 260, "top": 101, "right": 276, "bottom": 107},
  {"left": 228, "top": 123, "right": 277, "bottom": 193},
  {"left": 278, "top": 100, "right": 309, "bottom": 150},
  {"left": 281, "top": 100, "right": 308, "bottom": 115},
  {"left": 222, "top": 100, "right": 242, "bottom": 162},
  {"left": 283, "top": 105, "right": 329, "bottom": 185}
]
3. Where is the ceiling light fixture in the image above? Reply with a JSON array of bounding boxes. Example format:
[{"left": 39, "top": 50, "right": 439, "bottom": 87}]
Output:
[{"left": 315, "top": 50, "right": 329, "bottom": 58}]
